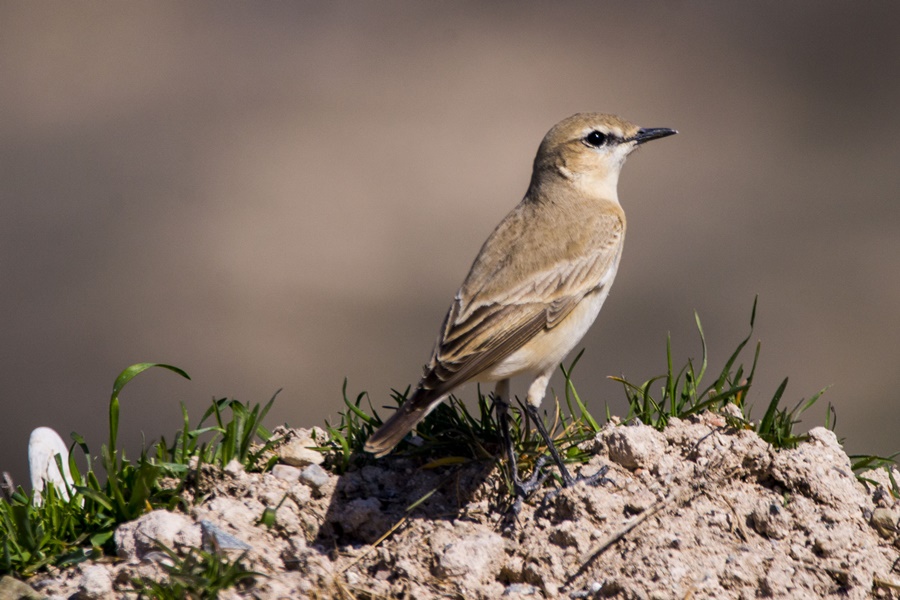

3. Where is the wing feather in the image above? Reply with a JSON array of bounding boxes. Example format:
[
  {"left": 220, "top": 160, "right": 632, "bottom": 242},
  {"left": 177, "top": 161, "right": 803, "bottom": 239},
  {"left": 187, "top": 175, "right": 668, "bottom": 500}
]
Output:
[{"left": 419, "top": 211, "right": 623, "bottom": 396}]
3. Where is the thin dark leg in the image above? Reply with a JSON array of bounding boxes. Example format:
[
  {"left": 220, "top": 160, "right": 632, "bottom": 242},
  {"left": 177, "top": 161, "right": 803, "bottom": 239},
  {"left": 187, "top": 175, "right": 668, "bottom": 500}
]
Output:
[
  {"left": 494, "top": 384, "right": 548, "bottom": 499},
  {"left": 525, "top": 403, "right": 575, "bottom": 486},
  {"left": 495, "top": 398, "right": 519, "bottom": 484},
  {"left": 525, "top": 404, "right": 612, "bottom": 489}
]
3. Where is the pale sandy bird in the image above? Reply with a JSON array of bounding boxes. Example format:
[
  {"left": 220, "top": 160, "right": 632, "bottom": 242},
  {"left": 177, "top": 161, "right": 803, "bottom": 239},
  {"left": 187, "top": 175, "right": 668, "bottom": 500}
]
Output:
[{"left": 365, "top": 113, "right": 675, "bottom": 495}]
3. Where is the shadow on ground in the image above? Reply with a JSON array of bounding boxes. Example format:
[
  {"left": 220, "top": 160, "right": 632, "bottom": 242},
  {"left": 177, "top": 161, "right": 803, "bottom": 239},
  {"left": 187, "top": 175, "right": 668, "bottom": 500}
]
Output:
[{"left": 317, "top": 456, "right": 501, "bottom": 546}]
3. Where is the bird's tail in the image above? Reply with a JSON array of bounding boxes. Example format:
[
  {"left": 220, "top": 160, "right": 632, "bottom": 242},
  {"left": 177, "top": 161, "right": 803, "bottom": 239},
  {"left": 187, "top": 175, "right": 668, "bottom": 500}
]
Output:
[{"left": 364, "top": 389, "right": 444, "bottom": 457}]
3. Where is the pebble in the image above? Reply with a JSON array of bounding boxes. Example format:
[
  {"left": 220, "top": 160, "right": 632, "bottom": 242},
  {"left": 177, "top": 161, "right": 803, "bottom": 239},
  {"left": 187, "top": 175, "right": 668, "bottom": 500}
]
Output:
[
  {"left": 279, "top": 438, "right": 324, "bottom": 467},
  {"left": 270, "top": 464, "right": 301, "bottom": 482},
  {"left": 77, "top": 565, "right": 113, "bottom": 600},
  {"left": 0, "top": 576, "right": 43, "bottom": 600},
  {"left": 299, "top": 464, "right": 331, "bottom": 489}
]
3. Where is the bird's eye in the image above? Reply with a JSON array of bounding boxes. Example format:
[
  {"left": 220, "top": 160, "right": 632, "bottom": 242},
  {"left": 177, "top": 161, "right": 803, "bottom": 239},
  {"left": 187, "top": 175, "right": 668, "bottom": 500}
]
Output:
[{"left": 584, "top": 130, "right": 608, "bottom": 147}]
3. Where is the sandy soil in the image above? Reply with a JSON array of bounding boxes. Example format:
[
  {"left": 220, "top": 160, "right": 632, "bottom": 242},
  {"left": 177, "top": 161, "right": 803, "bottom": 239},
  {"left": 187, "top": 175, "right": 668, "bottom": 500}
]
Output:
[{"left": 23, "top": 413, "right": 900, "bottom": 599}]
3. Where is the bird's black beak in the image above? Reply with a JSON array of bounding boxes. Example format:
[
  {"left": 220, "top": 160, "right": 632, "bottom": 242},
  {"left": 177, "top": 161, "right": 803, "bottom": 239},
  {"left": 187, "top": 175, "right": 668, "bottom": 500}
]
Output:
[{"left": 631, "top": 128, "right": 678, "bottom": 145}]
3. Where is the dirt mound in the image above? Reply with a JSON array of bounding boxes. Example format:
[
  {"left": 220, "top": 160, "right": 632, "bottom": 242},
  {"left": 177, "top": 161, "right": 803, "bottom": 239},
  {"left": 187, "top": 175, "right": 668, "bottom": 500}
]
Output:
[{"left": 26, "top": 413, "right": 900, "bottom": 599}]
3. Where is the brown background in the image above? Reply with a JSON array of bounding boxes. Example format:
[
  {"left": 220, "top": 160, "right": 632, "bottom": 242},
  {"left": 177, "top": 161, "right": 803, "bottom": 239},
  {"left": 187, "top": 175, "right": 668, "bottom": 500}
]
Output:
[{"left": 3, "top": 2, "right": 899, "bottom": 487}]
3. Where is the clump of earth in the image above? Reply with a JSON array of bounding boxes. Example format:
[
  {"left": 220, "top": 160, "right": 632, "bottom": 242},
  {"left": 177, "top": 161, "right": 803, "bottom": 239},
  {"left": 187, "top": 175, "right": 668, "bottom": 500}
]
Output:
[{"left": 15, "top": 412, "right": 900, "bottom": 599}]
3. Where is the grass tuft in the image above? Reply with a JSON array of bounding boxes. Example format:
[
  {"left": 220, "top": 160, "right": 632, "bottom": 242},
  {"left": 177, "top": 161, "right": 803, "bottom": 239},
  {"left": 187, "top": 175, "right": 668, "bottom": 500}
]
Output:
[
  {"left": 323, "top": 355, "right": 604, "bottom": 491},
  {"left": 320, "top": 380, "right": 384, "bottom": 474},
  {"left": 130, "top": 542, "right": 260, "bottom": 599},
  {"left": 851, "top": 453, "right": 900, "bottom": 497},
  {"left": 611, "top": 297, "right": 828, "bottom": 450},
  {"left": 0, "top": 363, "right": 278, "bottom": 579},
  {"left": 155, "top": 393, "right": 280, "bottom": 476}
]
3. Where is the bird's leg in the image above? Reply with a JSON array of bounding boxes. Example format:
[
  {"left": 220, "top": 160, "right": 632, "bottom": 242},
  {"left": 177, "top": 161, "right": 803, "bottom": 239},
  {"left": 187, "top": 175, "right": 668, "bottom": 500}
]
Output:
[
  {"left": 494, "top": 382, "right": 519, "bottom": 484},
  {"left": 525, "top": 374, "right": 612, "bottom": 489},
  {"left": 524, "top": 402, "right": 575, "bottom": 486},
  {"left": 494, "top": 380, "right": 548, "bottom": 499}
]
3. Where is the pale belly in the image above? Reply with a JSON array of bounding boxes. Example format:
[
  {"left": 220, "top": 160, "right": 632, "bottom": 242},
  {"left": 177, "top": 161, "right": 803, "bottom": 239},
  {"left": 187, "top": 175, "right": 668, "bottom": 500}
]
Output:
[{"left": 474, "top": 285, "right": 611, "bottom": 382}]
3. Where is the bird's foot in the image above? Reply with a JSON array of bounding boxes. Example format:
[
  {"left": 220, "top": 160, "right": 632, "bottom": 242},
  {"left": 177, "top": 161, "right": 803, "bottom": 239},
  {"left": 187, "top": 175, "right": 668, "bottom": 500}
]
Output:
[
  {"left": 505, "top": 456, "right": 551, "bottom": 517},
  {"left": 514, "top": 455, "right": 551, "bottom": 498},
  {"left": 541, "top": 464, "right": 614, "bottom": 507},
  {"left": 561, "top": 463, "right": 613, "bottom": 489}
]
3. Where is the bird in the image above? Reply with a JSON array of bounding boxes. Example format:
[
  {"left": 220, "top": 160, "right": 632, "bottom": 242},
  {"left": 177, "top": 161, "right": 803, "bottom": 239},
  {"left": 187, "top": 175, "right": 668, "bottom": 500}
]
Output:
[{"left": 365, "top": 113, "right": 676, "bottom": 496}]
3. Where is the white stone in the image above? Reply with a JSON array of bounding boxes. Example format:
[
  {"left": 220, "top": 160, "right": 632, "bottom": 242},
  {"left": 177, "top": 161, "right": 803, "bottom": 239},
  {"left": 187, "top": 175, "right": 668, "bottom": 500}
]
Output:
[
  {"left": 271, "top": 464, "right": 301, "bottom": 481},
  {"left": 77, "top": 565, "right": 112, "bottom": 600},
  {"left": 28, "top": 427, "right": 75, "bottom": 504},
  {"left": 299, "top": 464, "right": 331, "bottom": 489},
  {"left": 115, "top": 510, "right": 201, "bottom": 560}
]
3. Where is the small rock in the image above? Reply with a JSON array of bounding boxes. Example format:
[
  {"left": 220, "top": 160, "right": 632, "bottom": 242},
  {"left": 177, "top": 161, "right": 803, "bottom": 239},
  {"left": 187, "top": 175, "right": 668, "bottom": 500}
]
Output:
[
  {"left": 28, "top": 427, "right": 75, "bottom": 504},
  {"left": 760, "top": 562, "right": 797, "bottom": 596},
  {"left": 813, "top": 527, "right": 853, "bottom": 558},
  {"left": 77, "top": 565, "right": 112, "bottom": 600},
  {"left": 115, "top": 510, "right": 201, "bottom": 561},
  {"left": 299, "top": 464, "right": 331, "bottom": 489},
  {"left": 279, "top": 436, "right": 325, "bottom": 467},
  {"left": 503, "top": 583, "right": 540, "bottom": 596},
  {"left": 345, "top": 570, "right": 362, "bottom": 586},
  {"left": 291, "top": 484, "right": 312, "bottom": 505},
  {"left": 500, "top": 555, "right": 525, "bottom": 583},
  {"left": 720, "top": 402, "right": 744, "bottom": 420},
  {"left": 141, "top": 551, "right": 175, "bottom": 566},
  {"left": 548, "top": 520, "right": 589, "bottom": 551},
  {"left": 705, "top": 413, "right": 727, "bottom": 427},
  {"left": 270, "top": 464, "right": 301, "bottom": 482},
  {"left": 602, "top": 425, "right": 666, "bottom": 470},
  {"left": 260, "top": 489, "right": 284, "bottom": 506},
  {"left": 625, "top": 492, "right": 655, "bottom": 515},
  {"left": 749, "top": 500, "right": 790, "bottom": 540},
  {"left": 336, "top": 497, "right": 382, "bottom": 534},
  {"left": 769, "top": 432, "right": 856, "bottom": 506},
  {"left": 432, "top": 528, "right": 504, "bottom": 586},
  {"left": 871, "top": 508, "right": 898, "bottom": 539},
  {"left": 0, "top": 575, "right": 43, "bottom": 600},
  {"left": 807, "top": 427, "right": 843, "bottom": 454},
  {"left": 200, "top": 519, "right": 252, "bottom": 552},
  {"left": 224, "top": 459, "right": 245, "bottom": 476}
]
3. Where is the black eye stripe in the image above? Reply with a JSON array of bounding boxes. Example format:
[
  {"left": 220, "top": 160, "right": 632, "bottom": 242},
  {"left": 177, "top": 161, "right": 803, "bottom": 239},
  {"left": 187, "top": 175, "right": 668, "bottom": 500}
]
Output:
[{"left": 584, "top": 130, "right": 609, "bottom": 147}]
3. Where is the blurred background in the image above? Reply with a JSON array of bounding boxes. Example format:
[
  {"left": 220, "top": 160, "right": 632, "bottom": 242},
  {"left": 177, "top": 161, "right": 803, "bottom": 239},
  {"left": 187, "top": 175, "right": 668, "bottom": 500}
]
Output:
[{"left": 3, "top": 2, "right": 899, "bottom": 487}]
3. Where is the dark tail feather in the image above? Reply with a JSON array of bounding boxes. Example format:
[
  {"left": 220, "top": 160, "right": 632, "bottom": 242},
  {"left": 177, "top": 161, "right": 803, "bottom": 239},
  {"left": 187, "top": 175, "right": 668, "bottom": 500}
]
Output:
[{"left": 364, "top": 389, "right": 444, "bottom": 457}]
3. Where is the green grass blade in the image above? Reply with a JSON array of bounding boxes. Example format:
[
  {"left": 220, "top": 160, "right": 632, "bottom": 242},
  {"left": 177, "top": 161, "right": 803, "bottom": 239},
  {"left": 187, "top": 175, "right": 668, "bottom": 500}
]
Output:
[
  {"left": 758, "top": 377, "right": 789, "bottom": 437},
  {"left": 108, "top": 363, "right": 190, "bottom": 452},
  {"left": 693, "top": 311, "right": 708, "bottom": 387}
]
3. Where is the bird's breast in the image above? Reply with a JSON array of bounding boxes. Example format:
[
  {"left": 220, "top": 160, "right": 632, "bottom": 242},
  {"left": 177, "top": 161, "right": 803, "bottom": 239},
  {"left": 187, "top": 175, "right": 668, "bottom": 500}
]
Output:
[{"left": 474, "top": 284, "right": 613, "bottom": 383}]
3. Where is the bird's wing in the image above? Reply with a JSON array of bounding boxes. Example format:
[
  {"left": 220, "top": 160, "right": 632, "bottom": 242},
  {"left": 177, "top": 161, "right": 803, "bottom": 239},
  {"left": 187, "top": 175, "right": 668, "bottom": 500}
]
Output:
[{"left": 418, "top": 210, "right": 624, "bottom": 397}]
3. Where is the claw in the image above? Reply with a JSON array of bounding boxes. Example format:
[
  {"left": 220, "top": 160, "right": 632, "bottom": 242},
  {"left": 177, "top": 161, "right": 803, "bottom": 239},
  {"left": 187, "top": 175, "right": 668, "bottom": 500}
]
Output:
[
  {"left": 541, "top": 464, "right": 614, "bottom": 506},
  {"left": 495, "top": 396, "right": 611, "bottom": 511},
  {"left": 578, "top": 464, "right": 613, "bottom": 487},
  {"left": 513, "top": 455, "right": 551, "bottom": 498}
]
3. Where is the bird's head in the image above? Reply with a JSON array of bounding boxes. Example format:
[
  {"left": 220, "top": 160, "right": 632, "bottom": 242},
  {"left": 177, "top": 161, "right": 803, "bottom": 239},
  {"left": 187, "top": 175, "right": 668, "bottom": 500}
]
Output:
[{"left": 531, "top": 113, "right": 676, "bottom": 200}]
